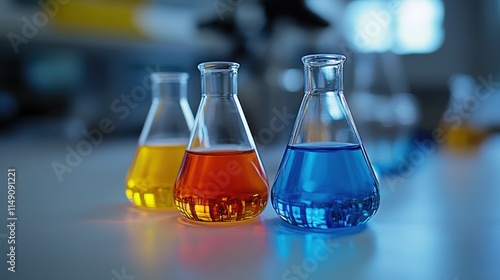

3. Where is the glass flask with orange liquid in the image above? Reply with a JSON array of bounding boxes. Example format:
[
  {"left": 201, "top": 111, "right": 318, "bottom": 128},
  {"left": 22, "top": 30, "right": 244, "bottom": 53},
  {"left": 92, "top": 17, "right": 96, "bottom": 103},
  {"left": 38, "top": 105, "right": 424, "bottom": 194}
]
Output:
[
  {"left": 173, "top": 62, "right": 269, "bottom": 222},
  {"left": 126, "top": 72, "right": 194, "bottom": 209},
  {"left": 271, "top": 54, "right": 380, "bottom": 229}
]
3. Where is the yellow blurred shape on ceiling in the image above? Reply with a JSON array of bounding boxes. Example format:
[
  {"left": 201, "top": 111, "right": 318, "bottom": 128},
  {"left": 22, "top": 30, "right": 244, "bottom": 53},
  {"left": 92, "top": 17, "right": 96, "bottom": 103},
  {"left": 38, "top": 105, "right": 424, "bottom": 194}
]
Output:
[{"left": 53, "top": 0, "right": 146, "bottom": 38}]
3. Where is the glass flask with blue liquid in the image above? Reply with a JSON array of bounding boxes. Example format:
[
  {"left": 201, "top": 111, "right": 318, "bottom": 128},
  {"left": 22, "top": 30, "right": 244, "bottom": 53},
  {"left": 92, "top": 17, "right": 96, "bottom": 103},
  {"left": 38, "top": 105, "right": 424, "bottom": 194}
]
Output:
[{"left": 271, "top": 54, "right": 380, "bottom": 229}]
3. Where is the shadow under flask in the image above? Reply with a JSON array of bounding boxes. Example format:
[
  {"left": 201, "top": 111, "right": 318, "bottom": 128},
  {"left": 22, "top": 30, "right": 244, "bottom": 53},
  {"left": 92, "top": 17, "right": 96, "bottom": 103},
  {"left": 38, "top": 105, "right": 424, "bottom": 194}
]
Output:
[
  {"left": 126, "top": 72, "right": 194, "bottom": 209},
  {"left": 271, "top": 54, "right": 380, "bottom": 229},
  {"left": 173, "top": 62, "right": 269, "bottom": 222}
]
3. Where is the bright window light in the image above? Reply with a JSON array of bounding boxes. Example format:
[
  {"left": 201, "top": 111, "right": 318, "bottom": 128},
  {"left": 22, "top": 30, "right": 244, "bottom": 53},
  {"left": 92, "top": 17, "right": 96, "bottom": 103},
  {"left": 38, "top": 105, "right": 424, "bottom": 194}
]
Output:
[
  {"left": 394, "top": 0, "right": 444, "bottom": 54},
  {"left": 343, "top": 0, "right": 444, "bottom": 54},
  {"left": 344, "top": 1, "right": 394, "bottom": 52}
]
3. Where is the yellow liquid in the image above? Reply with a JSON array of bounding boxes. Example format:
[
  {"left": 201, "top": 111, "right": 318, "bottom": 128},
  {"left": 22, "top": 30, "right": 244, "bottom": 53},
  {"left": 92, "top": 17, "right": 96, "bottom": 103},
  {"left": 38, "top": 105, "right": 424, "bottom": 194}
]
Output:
[
  {"left": 442, "top": 124, "right": 488, "bottom": 152},
  {"left": 126, "top": 144, "right": 186, "bottom": 209}
]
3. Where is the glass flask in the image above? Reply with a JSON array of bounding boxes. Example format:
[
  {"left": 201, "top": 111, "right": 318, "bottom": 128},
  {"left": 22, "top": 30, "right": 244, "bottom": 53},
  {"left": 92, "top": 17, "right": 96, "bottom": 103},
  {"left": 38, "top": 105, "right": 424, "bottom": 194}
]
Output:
[
  {"left": 173, "top": 62, "right": 269, "bottom": 222},
  {"left": 126, "top": 72, "right": 194, "bottom": 209},
  {"left": 271, "top": 54, "right": 380, "bottom": 229},
  {"left": 440, "top": 74, "right": 489, "bottom": 151},
  {"left": 349, "top": 52, "right": 420, "bottom": 175}
]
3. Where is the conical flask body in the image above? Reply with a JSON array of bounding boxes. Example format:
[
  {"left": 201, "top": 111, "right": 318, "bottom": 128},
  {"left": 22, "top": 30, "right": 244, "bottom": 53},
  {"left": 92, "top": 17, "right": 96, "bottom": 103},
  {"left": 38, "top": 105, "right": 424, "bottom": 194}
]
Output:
[
  {"left": 174, "top": 62, "right": 268, "bottom": 222},
  {"left": 272, "top": 55, "right": 380, "bottom": 229},
  {"left": 126, "top": 73, "right": 194, "bottom": 209}
]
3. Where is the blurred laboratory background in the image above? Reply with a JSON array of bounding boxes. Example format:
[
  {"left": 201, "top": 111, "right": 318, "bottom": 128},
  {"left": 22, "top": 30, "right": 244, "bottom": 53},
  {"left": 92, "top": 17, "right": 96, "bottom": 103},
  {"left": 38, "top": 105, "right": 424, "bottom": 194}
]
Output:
[{"left": 1, "top": 0, "right": 500, "bottom": 176}]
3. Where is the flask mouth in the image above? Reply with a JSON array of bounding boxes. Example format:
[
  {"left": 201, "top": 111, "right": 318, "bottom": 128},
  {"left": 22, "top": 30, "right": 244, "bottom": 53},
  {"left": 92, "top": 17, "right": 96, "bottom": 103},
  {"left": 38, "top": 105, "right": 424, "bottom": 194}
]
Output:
[
  {"left": 198, "top": 62, "right": 240, "bottom": 73},
  {"left": 152, "top": 72, "right": 189, "bottom": 83},
  {"left": 302, "top": 54, "right": 346, "bottom": 67}
]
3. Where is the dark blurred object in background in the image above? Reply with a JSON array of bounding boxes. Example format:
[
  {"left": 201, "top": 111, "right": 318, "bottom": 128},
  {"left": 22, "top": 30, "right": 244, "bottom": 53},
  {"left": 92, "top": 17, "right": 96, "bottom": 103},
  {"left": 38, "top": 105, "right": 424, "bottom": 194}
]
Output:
[{"left": 0, "top": 0, "right": 499, "bottom": 167}]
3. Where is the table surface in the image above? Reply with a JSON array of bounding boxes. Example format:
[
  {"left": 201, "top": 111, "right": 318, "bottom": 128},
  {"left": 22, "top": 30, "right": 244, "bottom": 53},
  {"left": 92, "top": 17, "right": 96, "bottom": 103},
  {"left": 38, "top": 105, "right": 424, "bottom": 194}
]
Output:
[{"left": 1, "top": 136, "right": 500, "bottom": 280}]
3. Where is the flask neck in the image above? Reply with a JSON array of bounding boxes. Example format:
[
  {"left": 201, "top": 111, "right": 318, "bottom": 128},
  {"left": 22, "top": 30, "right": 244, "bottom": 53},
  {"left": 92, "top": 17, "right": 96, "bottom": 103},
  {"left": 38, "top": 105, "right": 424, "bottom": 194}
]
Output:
[
  {"left": 199, "top": 62, "right": 239, "bottom": 97},
  {"left": 302, "top": 54, "right": 345, "bottom": 95},
  {"left": 152, "top": 72, "right": 189, "bottom": 100}
]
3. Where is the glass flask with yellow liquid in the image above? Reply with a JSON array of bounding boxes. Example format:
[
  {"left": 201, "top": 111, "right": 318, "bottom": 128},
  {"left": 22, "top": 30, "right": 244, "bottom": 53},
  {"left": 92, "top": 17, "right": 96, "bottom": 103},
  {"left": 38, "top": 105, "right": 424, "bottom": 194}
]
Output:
[
  {"left": 173, "top": 62, "right": 269, "bottom": 222},
  {"left": 440, "top": 74, "right": 489, "bottom": 151},
  {"left": 126, "top": 72, "right": 194, "bottom": 209}
]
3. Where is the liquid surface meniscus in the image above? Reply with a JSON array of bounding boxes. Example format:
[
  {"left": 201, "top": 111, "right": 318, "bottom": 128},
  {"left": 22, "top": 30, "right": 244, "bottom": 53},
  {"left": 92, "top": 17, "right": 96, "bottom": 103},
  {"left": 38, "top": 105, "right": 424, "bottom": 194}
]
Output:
[
  {"left": 126, "top": 144, "right": 186, "bottom": 209},
  {"left": 272, "top": 143, "right": 379, "bottom": 229},
  {"left": 174, "top": 149, "right": 269, "bottom": 222}
]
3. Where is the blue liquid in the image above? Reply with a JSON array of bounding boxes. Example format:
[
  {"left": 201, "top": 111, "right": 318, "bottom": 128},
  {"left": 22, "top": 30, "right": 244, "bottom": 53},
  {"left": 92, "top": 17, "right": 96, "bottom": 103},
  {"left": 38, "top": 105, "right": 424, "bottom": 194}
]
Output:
[{"left": 271, "top": 143, "right": 380, "bottom": 229}]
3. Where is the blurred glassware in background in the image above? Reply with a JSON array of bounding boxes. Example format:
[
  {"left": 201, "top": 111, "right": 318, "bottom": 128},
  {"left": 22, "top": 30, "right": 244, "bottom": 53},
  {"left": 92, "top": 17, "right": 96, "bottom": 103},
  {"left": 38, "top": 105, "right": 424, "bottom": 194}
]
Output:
[
  {"left": 439, "top": 74, "right": 492, "bottom": 152},
  {"left": 349, "top": 52, "right": 420, "bottom": 176},
  {"left": 126, "top": 72, "right": 194, "bottom": 209}
]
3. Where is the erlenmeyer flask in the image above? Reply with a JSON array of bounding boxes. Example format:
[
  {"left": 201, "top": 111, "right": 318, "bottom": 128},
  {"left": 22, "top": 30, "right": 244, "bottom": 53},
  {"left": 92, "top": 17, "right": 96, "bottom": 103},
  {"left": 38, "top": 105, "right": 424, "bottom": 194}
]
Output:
[
  {"left": 271, "top": 54, "right": 380, "bottom": 229},
  {"left": 349, "top": 52, "right": 420, "bottom": 175},
  {"left": 440, "top": 74, "right": 488, "bottom": 151},
  {"left": 126, "top": 72, "right": 194, "bottom": 209},
  {"left": 173, "top": 62, "right": 269, "bottom": 222}
]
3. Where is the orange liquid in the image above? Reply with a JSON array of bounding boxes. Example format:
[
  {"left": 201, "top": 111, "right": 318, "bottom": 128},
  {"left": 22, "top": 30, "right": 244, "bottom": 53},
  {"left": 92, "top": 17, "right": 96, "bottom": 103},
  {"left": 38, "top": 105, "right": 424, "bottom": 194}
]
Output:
[
  {"left": 126, "top": 144, "right": 186, "bottom": 209},
  {"left": 173, "top": 150, "right": 269, "bottom": 222}
]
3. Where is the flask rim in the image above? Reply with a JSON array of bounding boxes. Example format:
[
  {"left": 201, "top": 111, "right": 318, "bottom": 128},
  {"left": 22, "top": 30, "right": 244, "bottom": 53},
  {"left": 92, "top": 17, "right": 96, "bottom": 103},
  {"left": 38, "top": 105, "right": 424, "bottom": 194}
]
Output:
[
  {"left": 152, "top": 72, "right": 189, "bottom": 83},
  {"left": 198, "top": 61, "right": 240, "bottom": 72},
  {"left": 302, "top": 54, "right": 346, "bottom": 67}
]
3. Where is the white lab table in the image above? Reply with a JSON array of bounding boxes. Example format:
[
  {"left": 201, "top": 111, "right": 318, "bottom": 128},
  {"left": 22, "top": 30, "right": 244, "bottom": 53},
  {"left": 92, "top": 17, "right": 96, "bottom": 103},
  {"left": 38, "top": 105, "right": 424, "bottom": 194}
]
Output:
[{"left": 1, "top": 136, "right": 499, "bottom": 280}]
